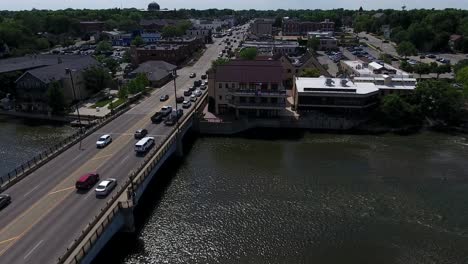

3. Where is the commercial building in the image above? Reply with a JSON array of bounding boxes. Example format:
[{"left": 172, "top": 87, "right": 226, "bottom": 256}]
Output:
[
  {"left": 130, "top": 37, "right": 204, "bottom": 65},
  {"left": 139, "top": 19, "right": 179, "bottom": 32},
  {"left": 186, "top": 28, "right": 212, "bottom": 43},
  {"left": 250, "top": 19, "right": 274, "bottom": 36},
  {"left": 282, "top": 19, "right": 335, "bottom": 36},
  {"left": 341, "top": 60, "right": 413, "bottom": 78},
  {"left": 307, "top": 31, "right": 338, "bottom": 50},
  {"left": 353, "top": 75, "right": 417, "bottom": 96},
  {"left": 241, "top": 41, "right": 300, "bottom": 56},
  {"left": 278, "top": 52, "right": 330, "bottom": 85},
  {"left": 79, "top": 21, "right": 105, "bottom": 34},
  {"left": 14, "top": 56, "right": 98, "bottom": 112},
  {"left": 293, "top": 77, "right": 379, "bottom": 112},
  {"left": 127, "top": 60, "right": 176, "bottom": 87},
  {"left": 208, "top": 60, "right": 287, "bottom": 117}
]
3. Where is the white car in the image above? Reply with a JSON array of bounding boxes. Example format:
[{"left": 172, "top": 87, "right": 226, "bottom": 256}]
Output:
[
  {"left": 182, "top": 100, "right": 192, "bottom": 108},
  {"left": 95, "top": 178, "right": 117, "bottom": 196},
  {"left": 194, "top": 90, "right": 202, "bottom": 97},
  {"left": 190, "top": 95, "right": 197, "bottom": 102},
  {"left": 96, "top": 134, "right": 112, "bottom": 148}
]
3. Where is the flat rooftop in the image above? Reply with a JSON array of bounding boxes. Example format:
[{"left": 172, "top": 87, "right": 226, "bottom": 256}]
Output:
[
  {"left": 342, "top": 60, "right": 412, "bottom": 78},
  {"left": 295, "top": 77, "right": 379, "bottom": 95}
]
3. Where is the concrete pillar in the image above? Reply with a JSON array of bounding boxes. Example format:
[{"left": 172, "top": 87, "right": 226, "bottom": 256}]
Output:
[
  {"left": 175, "top": 134, "right": 184, "bottom": 157},
  {"left": 121, "top": 207, "right": 135, "bottom": 233}
]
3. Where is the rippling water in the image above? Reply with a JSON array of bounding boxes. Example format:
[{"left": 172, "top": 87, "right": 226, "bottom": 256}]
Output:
[
  {"left": 97, "top": 131, "right": 468, "bottom": 264},
  {"left": 0, "top": 116, "right": 76, "bottom": 176}
]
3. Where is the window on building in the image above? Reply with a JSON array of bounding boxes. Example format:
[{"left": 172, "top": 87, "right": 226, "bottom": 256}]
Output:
[
  {"left": 225, "top": 83, "right": 229, "bottom": 88},
  {"left": 219, "top": 95, "right": 222, "bottom": 100},
  {"left": 219, "top": 83, "right": 222, "bottom": 88}
]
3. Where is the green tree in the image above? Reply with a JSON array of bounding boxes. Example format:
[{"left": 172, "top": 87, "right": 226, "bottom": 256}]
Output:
[
  {"left": 432, "top": 63, "right": 451, "bottom": 79},
  {"left": 118, "top": 86, "right": 128, "bottom": 99},
  {"left": 122, "top": 50, "right": 131, "bottom": 63},
  {"left": 131, "top": 36, "right": 145, "bottom": 47},
  {"left": 162, "top": 25, "right": 180, "bottom": 38},
  {"left": 210, "top": 58, "right": 230, "bottom": 72},
  {"left": 102, "top": 57, "right": 119, "bottom": 74},
  {"left": 95, "top": 41, "right": 112, "bottom": 54},
  {"left": 380, "top": 94, "right": 417, "bottom": 126},
  {"left": 83, "top": 66, "right": 112, "bottom": 94},
  {"left": 397, "top": 41, "right": 418, "bottom": 58},
  {"left": 35, "top": 38, "right": 50, "bottom": 50},
  {"left": 47, "top": 81, "right": 66, "bottom": 114},
  {"left": 239, "top": 47, "right": 257, "bottom": 60},
  {"left": 400, "top": 60, "right": 413, "bottom": 72},
  {"left": 307, "top": 36, "right": 320, "bottom": 51},
  {"left": 135, "top": 73, "right": 150, "bottom": 88},
  {"left": 299, "top": 68, "right": 321, "bottom": 77},
  {"left": 413, "top": 63, "right": 431, "bottom": 78},
  {"left": 454, "top": 59, "right": 468, "bottom": 74},
  {"left": 456, "top": 66, "right": 468, "bottom": 95},
  {"left": 413, "top": 80, "right": 464, "bottom": 123}
]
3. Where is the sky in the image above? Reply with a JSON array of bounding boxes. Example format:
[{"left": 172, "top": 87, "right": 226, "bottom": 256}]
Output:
[{"left": 1, "top": 0, "right": 468, "bottom": 11}]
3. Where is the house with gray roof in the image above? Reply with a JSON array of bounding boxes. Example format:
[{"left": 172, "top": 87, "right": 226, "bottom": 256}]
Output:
[
  {"left": 15, "top": 56, "right": 99, "bottom": 112},
  {"left": 127, "top": 60, "right": 176, "bottom": 87}
]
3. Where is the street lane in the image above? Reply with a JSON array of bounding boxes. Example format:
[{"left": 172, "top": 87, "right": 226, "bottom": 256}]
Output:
[{"left": 0, "top": 33, "right": 232, "bottom": 264}]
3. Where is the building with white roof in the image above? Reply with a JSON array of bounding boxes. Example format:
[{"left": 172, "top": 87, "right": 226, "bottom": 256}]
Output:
[
  {"left": 341, "top": 60, "right": 413, "bottom": 78},
  {"left": 292, "top": 77, "right": 380, "bottom": 111},
  {"left": 353, "top": 75, "right": 417, "bottom": 96}
]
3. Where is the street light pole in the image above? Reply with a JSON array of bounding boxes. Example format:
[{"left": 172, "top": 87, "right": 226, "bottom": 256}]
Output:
[{"left": 66, "top": 68, "right": 83, "bottom": 150}]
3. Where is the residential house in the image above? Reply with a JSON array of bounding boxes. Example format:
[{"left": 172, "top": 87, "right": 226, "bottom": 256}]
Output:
[
  {"left": 15, "top": 56, "right": 98, "bottom": 112},
  {"left": 208, "top": 60, "right": 287, "bottom": 117},
  {"left": 127, "top": 60, "right": 176, "bottom": 87}
]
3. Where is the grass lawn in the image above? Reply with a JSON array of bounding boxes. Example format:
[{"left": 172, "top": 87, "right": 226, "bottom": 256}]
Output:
[
  {"left": 108, "top": 98, "right": 126, "bottom": 109},
  {"left": 91, "top": 98, "right": 113, "bottom": 108}
]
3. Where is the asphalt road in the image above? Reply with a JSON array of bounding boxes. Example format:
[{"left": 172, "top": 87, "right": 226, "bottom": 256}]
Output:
[{"left": 0, "top": 31, "right": 237, "bottom": 264}]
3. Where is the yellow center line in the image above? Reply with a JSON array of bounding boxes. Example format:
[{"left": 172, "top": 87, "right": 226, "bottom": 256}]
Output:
[
  {"left": 90, "top": 153, "right": 114, "bottom": 161},
  {"left": 0, "top": 236, "right": 19, "bottom": 245},
  {"left": 47, "top": 186, "right": 75, "bottom": 196}
]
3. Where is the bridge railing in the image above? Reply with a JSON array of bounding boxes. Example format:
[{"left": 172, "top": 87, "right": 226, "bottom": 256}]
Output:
[
  {"left": 0, "top": 93, "right": 146, "bottom": 191},
  {"left": 57, "top": 92, "right": 207, "bottom": 264}
]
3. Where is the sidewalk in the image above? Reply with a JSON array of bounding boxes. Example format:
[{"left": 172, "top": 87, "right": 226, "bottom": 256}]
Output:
[{"left": 70, "top": 91, "right": 119, "bottom": 118}]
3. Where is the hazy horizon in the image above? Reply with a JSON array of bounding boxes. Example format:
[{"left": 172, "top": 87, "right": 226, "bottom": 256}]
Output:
[{"left": 2, "top": 0, "right": 468, "bottom": 11}]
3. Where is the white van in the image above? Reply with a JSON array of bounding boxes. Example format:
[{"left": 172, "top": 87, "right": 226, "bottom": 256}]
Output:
[{"left": 135, "top": 137, "right": 155, "bottom": 153}]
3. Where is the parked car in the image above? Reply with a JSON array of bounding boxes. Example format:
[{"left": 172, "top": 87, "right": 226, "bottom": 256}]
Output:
[
  {"left": 190, "top": 95, "right": 197, "bottom": 102},
  {"left": 182, "top": 100, "right": 191, "bottom": 108},
  {"left": 189, "top": 73, "right": 196, "bottom": 78},
  {"left": 201, "top": 74, "right": 207, "bottom": 80},
  {"left": 188, "top": 85, "right": 196, "bottom": 92},
  {"left": 194, "top": 90, "right": 202, "bottom": 97},
  {"left": 95, "top": 178, "right": 117, "bottom": 197},
  {"left": 0, "top": 194, "right": 11, "bottom": 209},
  {"left": 160, "top": 94, "right": 169, "bottom": 101},
  {"left": 75, "top": 173, "right": 100, "bottom": 190},
  {"left": 176, "top": 96, "right": 185, "bottom": 103},
  {"left": 164, "top": 109, "right": 183, "bottom": 126},
  {"left": 160, "top": 106, "right": 173, "bottom": 116},
  {"left": 134, "top": 129, "right": 148, "bottom": 139},
  {"left": 184, "top": 90, "right": 192, "bottom": 96},
  {"left": 193, "top": 80, "right": 202, "bottom": 87},
  {"left": 200, "top": 85, "right": 207, "bottom": 90},
  {"left": 96, "top": 135, "right": 112, "bottom": 148}
]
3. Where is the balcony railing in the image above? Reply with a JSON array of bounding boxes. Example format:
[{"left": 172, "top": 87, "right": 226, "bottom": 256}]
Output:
[{"left": 228, "top": 89, "right": 287, "bottom": 96}]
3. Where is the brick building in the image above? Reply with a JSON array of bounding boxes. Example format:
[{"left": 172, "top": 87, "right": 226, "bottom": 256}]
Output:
[{"left": 282, "top": 19, "right": 335, "bottom": 36}]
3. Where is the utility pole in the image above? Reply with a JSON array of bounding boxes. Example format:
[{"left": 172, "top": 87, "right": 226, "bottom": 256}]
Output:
[{"left": 66, "top": 68, "right": 83, "bottom": 150}]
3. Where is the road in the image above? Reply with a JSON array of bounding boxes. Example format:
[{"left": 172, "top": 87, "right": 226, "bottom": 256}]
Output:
[{"left": 0, "top": 32, "right": 236, "bottom": 264}]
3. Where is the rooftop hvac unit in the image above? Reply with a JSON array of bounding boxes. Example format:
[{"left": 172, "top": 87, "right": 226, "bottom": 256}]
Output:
[
  {"left": 325, "top": 78, "right": 335, "bottom": 86},
  {"left": 341, "top": 79, "right": 348, "bottom": 87}
]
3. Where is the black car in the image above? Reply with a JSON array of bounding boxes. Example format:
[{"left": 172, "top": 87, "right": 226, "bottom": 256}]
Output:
[
  {"left": 193, "top": 80, "right": 202, "bottom": 87},
  {"left": 184, "top": 90, "right": 192, "bottom": 96},
  {"left": 160, "top": 94, "right": 169, "bottom": 101},
  {"left": 134, "top": 129, "right": 148, "bottom": 139},
  {"left": 189, "top": 73, "right": 196, "bottom": 78},
  {"left": 188, "top": 86, "right": 196, "bottom": 92},
  {"left": 164, "top": 109, "right": 183, "bottom": 126},
  {"left": 201, "top": 74, "right": 207, "bottom": 80},
  {"left": 0, "top": 194, "right": 11, "bottom": 209},
  {"left": 176, "top": 96, "right": 184, "bottom": 103}
]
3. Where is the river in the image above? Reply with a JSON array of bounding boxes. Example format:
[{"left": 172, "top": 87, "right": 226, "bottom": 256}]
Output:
[
  {"left": 0, "top": 116, "right": 76, "bottom": 177},
  {"left": 93, "top": 130, "right": 468, "bottom": 264}
]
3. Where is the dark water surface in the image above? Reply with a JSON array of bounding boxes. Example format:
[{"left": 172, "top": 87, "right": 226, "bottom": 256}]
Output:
[
  {"left": 94, "top": 131, "right": 468, "bottom": 264},
  {"left": 0, "top": 116, "right": 76, "bottom": 176}
]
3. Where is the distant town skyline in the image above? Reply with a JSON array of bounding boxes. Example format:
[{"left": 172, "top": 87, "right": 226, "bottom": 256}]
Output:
[{"left": 2, "top": 0, "right": 468, "bottom": 11}]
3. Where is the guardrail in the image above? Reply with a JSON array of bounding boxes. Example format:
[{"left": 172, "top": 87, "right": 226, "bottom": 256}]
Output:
[
  {"left": 58, "top": 92, "right": 207, "bottom": 264},
  {"left": 0, "top": 94, "right": 143, "bottom": 192}
]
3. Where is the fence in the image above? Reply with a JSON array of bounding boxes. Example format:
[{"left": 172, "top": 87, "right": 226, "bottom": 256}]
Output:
[
  {"left": 0, "top": 94, "right": 143, "bottom": 191},
  {"left": 57, "top": 92, "right": 206, "bottom": 264}
]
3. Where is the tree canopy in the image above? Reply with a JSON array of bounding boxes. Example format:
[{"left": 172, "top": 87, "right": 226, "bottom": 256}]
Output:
[
  {"left": 82, "top": 66, "right": 112, "bottom": 94},
  {"left": 239, "top": 47, "right": 257, "bottom": 60},
  {"left": 47, "top": 81, "right": 66, "bottom": 114},
  {"left": 299, "top": 68, "right": 321, "bottom": 78},
  {"left": 397, "top": 41, "right": 418, "bottom": 57}
]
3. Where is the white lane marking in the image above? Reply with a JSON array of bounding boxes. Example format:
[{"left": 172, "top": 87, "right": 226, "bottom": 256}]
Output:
[
  {"left": 24, "top": 240, "right": 44, "bottom": 260},
  {"left": 119, "top": 155, "right": 130, "bottom": 165},
  {"left": 23, "top": 184, "right": 41, "bottom": 198}
]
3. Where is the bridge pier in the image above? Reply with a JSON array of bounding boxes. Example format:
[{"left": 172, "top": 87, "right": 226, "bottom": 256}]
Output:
[
  {"left": 120, "top": 206, "right": 135, "bottom": 233},
  {"left": 175, "top": 134, "right": 184, "bottom": 157}
]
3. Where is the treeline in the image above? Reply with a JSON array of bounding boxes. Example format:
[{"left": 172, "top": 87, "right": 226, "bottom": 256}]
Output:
[{"left": 354, "top": 9, "right": 468, "bottom": 52}]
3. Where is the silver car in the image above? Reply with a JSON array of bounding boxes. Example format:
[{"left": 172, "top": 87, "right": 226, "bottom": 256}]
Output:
[
  {"left": 96, "top": 134, "right": 112, "bottom": 148},
  {"left": 95, "top": 178, "right": 117, "bottom": 196}
]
